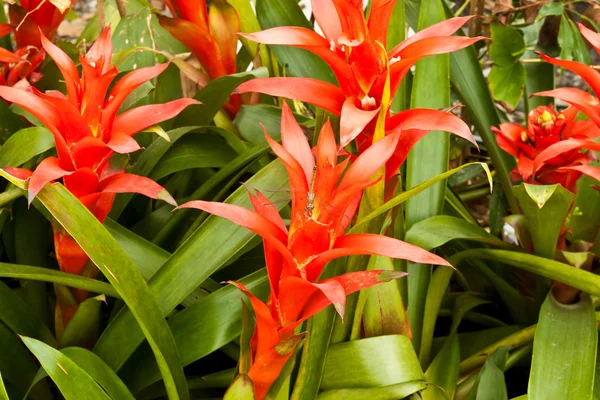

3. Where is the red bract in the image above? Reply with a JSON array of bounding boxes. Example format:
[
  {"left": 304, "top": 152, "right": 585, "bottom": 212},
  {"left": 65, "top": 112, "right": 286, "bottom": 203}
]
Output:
[
  {"left": 0, "top": 28, "right": 197, "bottom": 269},
  {"left": 159, "top": 0, "right": 241, "bottom": 113},
  {"left": 492, "top": 106, "right": 600, "bottom": 191},
  {"left": 160, "top": 0, "right": 239, "bottom": 80},
  {"left": 178, "top": 104, "right": 451, "bottom": 398},
  {"left": 7, "top": 0, "right": 76, "bottom": 48},
  {"left": 0, "top": 46, "right": 45, "bottom": 88},
  {"left": 234, "top": 1, "right": 482, "bottom": 172}
]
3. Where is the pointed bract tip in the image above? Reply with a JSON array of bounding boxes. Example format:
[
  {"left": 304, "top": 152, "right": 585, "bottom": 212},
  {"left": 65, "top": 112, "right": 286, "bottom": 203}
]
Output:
[
  {"left": 157, "top": 189, "right": 177, "bottom": 207},
  {"left": 376, "top": 270, "right": 410, "bottom": 283}
]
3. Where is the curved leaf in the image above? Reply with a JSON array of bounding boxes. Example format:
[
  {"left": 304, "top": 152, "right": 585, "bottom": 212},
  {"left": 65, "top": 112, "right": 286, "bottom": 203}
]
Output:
[
  {"left": 405, "top": 215, "right": 515, "bottom": 251},
  {"left": 20, "top": 337, "right": 111, "bottom": 400},
  {"left": 62, "top": 347, "right": 136, "bottom": 400},
  {"left": 0, "top": 127, "right": 54, "bottom": 168},
  {"left": 321, "top": 335, "right": 423, "bottom": 390},
  {"left": 451, "top": 248, "right": 600, "bottom": 298},
  {"left": 0, "top": 170, "right": 189, "bottom": 400},
  {"left": 0, "top": 262, "right": 119, "bottom": 298}
]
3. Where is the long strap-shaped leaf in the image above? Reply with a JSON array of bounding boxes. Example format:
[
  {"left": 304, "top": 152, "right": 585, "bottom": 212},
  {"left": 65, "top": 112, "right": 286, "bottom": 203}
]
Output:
[
  {"left": 405, "top": 0, "right": 451, "bottom": 352},
  {"left": 21, "top": 337, "right": 112, "bottom": 400},
  {"left": 451, "top": 248, "right": 600, "bottom": 298},
  {"left": 405, "top": 0, "right": 518, "bottom": 213},
  {"left": 0, "top": 171, "right": 189, "bottom": 400},
  {"left": 0, "top": 262, "right": 119, "bottom": 298}
]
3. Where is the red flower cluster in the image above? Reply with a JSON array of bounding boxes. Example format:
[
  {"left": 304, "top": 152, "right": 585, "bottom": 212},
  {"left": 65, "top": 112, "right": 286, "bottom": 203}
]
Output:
[
  {"left": 493, "top": 105, "right": 600, "bottom": 191},
  {"left": 235, "top": 0, "right": 484, "bottom": 170},
  {"left": 0, "top": 0, "right": 76, "bottom": 88},
  {"left": 493, "top": 23, "right": 600, "bottom": 192},
  {"left": 0, "top": 28, "right": 196, "bottom": 326},
  {"left": 180, "top": 104, "right": 452, "bottom": 398}
]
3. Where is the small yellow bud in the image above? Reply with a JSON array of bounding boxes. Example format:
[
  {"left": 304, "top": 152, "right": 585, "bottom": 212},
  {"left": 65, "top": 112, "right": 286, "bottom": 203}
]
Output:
[{"left": 520, "top": 131, "right": 528, "bottom": 143}]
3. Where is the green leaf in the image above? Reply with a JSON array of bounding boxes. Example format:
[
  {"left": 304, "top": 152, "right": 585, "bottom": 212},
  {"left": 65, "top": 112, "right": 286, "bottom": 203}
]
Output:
[
  {"left": 224, "top": 374, "right": 255, "bottom": 400},
  {"left": 352, "top": 163, "right": 491, "bottom": 233},
  {"left": 419, "top": 266, "right": 453, "bottom": 368},
  {"left": 149, "top": 133, "right": 237, "bottom": 180},
  {"left": 256, "top": 0, "right": 336, "bottom": 83},
  {"left": 538, "top": 2, "right": 564, "bottom": 18},
  {"left": 0, "top": 322, "right": 51, "bottom": 400},
  {"left": 567, "top": 162, "right": 600, "bottom": 242},
  {"left": 0, "top": 262, "right": 118, "bottom": 298},
  {"left": 513, "top": 183, "right": 575, "bottom": 259},
  {"left": 0, "top": 127, "right": 54, "bottom": 168},
  {"left": 0, "top": 280, "right": 55, "bottom": 346},
  {"left": 524, "top": 49, "right": 555, "bottom": 110},
  {"left": 321, "top": 335, "right": 423, "bottom": 390},
  {"left": 175, "top": 68, "right": 269, "bottom": 127},
  {"left": 422, "top": 333, "right": 460, "bottom": 400},
  {"left": 489, "top": 63, "right": 526, "bottom": 109},
  {"left": 109, "top": 126, "right": 199, "bottom": 218},
  {"left": 61, "top": 347, "right": 136, "bottom": 400},
  {"left": 112, "top": 8, "right": 156, "bottom": 71},
  {"left": 59, "top": 296, "right": 105, "bottom": 348},
  {"left": 410, "top": 0, "right": 464, "bottom": 344},
  {"left": 317, "top": 381, "right": 426, "bottom": 400},
  {"left": 529, "top": 293, "right": 597, "bottom": 399},
  {"left": 405, "top": 215, "right": 514, "bottom": 251},
  {"left": 467, "top": 347, "right": 509, "bottom": 400},
  {"left": 0, "top": 100, "right": 29, "bottom": 144},
  {"left": 361, "top": 256, "right": 410, "bottom": 337},
  {"left": 0, "top": 372, "right": 8, "bottom": 400},
  {"left": 0, "top": 171, "right": 189, "bottom": 400},
  {"left": 451, "top": 249, "right": 600, "bottom": 299},
  {"left": 20, "top": 336, "right": 112, "bottom": 400},
  {"left": 559, "top": 15, "right": 591, "bottom": 65},
  {"left": 234, "top": 104, "right": 311, "bottom": 144},
  {"left": 489, "top": 23, "right": 526, "bottom": 67},
  {"left": 93, "top": 160, "right": 287, "bottom": 378}
]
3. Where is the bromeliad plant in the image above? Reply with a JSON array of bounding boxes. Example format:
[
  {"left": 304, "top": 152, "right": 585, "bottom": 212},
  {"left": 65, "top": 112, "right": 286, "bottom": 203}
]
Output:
[
  {"left": 1, "top": 0, "right": 600, "bottom": 399},
  {"left": 0, "top": 27, "right": 196, "bottom": 330},
  {"left": 179, "top": 104, "right": 454, "bottom": 398},
  {"left": 236, "top": 0, "right": 484, "bottom": 156}
]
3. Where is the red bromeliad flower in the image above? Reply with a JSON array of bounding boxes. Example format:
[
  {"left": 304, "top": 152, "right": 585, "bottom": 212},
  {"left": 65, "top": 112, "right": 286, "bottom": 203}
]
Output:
[
  {"left": 6, "top": 0, "right": 76, "bottom": 48},
  {"left": 0, "top": 28, "right": 197, "bottom": 274},
  {"left": 159, "top": 0, "right": 239, "bottom": 80},
  {"left": 158, "top": 0, "right": 241, "bottom": 113},
  {"left": 492, "top": 24, "right": 600, "bottom": 192},
  {"left": 0, "top": 46, "right": 45, "bottom": 88},
  {"left": 178, "top": 104, "right": 452, "bottom": 398},
  {"left": 235, "top": 1, "right": 484, "bottom": 158},
  {"left": 492, "top": 105, "right": 600, "bottom": 192}
]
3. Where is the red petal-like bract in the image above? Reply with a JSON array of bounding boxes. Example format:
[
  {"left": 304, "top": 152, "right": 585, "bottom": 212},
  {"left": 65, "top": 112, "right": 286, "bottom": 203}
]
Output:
[
  {"left": 236, "top": 77, "right": 347, "bottom": 115},
  {"left": 197, "top": 103, "right": 452, "bottom": 398}
]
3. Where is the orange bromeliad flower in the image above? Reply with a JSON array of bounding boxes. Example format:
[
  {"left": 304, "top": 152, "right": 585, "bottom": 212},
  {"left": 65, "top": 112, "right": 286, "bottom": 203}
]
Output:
[
  {"left": 0, "top": 28, "right": 196, "bottom": 327},
  {"left": 159, "top": 0, "right": 239, "bottom": 80},
  {"left": 235, "top": 0, "right": 484, "bottom": 158},
  {"left": 493, "top": 24, "right": 600, "bottom": 192},
  {"left": 158, "top": 0, "right": 242, "bottom": 115},
  {"left": 179, "top": 104, "right": 452, "bottom": 398}
]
